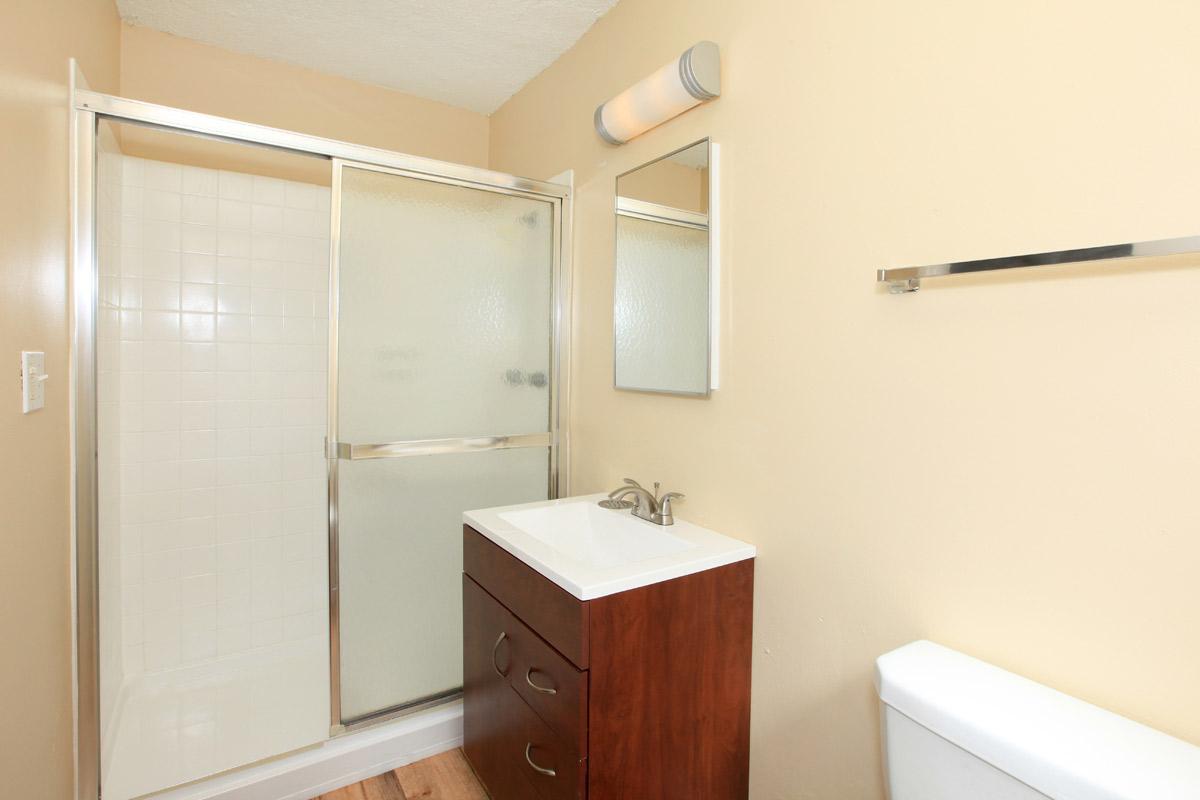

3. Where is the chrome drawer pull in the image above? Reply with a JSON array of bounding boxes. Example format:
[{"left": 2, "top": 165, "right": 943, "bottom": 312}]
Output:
[
  {"left": 491, "top": 632, "right": 509, "bottom": 678},
  {"left": 525, "top": 667, "right": 558, "bottom": 695},
  {"left": 524, "top": 743, "right": 557, "bottom": 777}
]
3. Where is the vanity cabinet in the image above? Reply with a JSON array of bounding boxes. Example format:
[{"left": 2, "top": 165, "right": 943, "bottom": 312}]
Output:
[{"left": 462, "top": 525, "right": 754, "bottom": 800}]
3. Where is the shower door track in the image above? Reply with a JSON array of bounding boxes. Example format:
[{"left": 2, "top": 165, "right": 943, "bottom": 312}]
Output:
[{"left": 69, "top": 68, "right": 571, "bottom": 800}]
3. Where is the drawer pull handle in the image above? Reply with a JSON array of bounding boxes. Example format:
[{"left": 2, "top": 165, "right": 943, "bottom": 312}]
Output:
[
  {"left": 524, "top": 743, "right": 557, "bottom": 777},
  {"left": 491, "top": 632, "right": 509, "bottom": 678},
  {"left": 525, "top": 667, "right": 558, "bottom": 695}
]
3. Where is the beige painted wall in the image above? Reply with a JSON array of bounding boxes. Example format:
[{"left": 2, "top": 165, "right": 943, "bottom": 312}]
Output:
[
  {"left": 490, "top": 0, "right": 1200, "bottom": 796},
  {"left": 620, "top": 158, "right": 707, "bottom": 212},
  {"left": 119, "top": 24, "right": 490, "bottom": 177},
  {"left": 0, "top": 2, "right": 121, "bottom": 798}
]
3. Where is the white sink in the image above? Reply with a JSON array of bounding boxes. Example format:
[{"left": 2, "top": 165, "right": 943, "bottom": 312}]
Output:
[
  {"left": 499, "top": 502, "right": 696, "bottom": 568},
  {"left": 464, "top": 494, "right": 756, "bottom": 600}
]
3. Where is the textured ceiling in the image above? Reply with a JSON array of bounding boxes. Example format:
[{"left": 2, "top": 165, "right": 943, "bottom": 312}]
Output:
[{"left": 116, "top": 0, "right": 619, "bottom": 114}]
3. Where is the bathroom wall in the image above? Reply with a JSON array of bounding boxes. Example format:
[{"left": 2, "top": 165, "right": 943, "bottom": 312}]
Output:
[
  {"left": 106, "top": 154, "right": 330, "bottom": 675},
  {"left": 489, "top": 1, "right": 1200, "bottom": 797},
  {"left": 619, "top": 159, "right": 707, "bottom": 213},
  {"left": 119, "top": 24, "right": 490, "bottom": 176},
  {"left": 95, "top": 149, "right": 333, "bottom": 799},
  {"left": 0, "top": 1, "right": 120, "bottom": 797}
]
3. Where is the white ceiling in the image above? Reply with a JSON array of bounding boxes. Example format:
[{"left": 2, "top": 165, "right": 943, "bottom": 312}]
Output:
[{"left": 116, "top": 0, "right": 619, "bottom": 114}]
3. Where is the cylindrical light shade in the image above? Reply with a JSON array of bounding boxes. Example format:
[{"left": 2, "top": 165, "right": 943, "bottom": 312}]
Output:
[{"left": 594, "top": 41, "right": 721, "bottom": 145}]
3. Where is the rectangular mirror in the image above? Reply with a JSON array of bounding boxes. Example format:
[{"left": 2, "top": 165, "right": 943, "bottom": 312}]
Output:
[{"left": 614, "top": 138, "right": 712, "bottom": 396}]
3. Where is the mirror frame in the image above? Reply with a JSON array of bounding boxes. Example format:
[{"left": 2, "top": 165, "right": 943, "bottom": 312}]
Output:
[{"left": 612, "top": 137, "right": 714, "bottom": 397}]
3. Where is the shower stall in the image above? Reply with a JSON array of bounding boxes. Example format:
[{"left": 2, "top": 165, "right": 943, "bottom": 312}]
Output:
[{"left": 71, "top": 69, "right": 570, "bottom": 800}]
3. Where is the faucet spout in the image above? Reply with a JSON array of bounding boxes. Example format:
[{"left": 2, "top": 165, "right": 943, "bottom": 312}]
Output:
[
  {"left": 609, "top": 486, "right": 657, "bottom": 511},
  {"left": 602, "top": 481, "right": 683, "bottom": 526}
]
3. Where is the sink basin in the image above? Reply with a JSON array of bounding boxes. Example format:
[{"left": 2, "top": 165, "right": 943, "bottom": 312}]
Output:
[
  {"left": 498, "top": 502, "right": 696, "bottom": 568},
  {"left": 464, "top": 494, "right": 756, "bottom": 600}
]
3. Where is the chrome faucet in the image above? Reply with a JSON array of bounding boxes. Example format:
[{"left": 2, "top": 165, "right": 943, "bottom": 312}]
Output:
[{"left": 602, "top": 478, "right": 685, "bottom": 526}]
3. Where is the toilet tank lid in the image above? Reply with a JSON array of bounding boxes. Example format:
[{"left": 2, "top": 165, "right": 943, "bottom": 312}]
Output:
[{"left": 875, "top": 641, "right": 1200, "bottom": 800}]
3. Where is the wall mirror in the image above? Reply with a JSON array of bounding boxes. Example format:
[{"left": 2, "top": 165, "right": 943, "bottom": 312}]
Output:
[{"left": 614, "top": 138, "right": 713, "bottom": 396}]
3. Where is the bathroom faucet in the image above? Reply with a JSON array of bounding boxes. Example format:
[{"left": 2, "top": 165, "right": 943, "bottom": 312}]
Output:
[{"left": 605, "top": 479, "right": 685, "bottom": 526}]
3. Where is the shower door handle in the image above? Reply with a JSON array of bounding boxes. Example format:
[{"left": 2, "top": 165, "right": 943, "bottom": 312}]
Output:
[{"left": 332, "top": 432, "right": 551, "bottom": 460}]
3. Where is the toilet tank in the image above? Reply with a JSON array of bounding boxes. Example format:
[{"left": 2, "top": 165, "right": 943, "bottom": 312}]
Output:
[{"left": 875, "top": 641, "right": 1200, "bottom": 800}]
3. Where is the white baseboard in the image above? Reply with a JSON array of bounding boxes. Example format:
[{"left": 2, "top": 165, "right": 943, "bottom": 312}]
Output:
[{"left": 149, "top": 701, "right": 463, "bottom": 800}]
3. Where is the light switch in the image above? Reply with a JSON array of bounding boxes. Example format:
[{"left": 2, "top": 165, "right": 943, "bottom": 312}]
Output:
[{"left": 21, "top": 351, "right": 47, "bottom": 413}]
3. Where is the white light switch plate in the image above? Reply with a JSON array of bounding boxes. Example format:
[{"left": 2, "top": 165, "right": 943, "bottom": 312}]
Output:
[{"left": 21, "top": 351, "right": 47, "bottom": 413}]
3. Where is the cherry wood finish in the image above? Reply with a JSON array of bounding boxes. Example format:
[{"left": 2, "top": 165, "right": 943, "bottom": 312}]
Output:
[
  {"left": 463, "top": 526, "right": 590, "bottom": 668},
  {"left": 464, "top": 575, "right": 586, "bottom": 800},
  {"left": 507, "top": 607, "right": 588, "bottom": 752},
  {"left": 462, "top": 576, "right": 523, "bottom": 799},
  {"left": 588, "top": 559, "right": 754, "bottom": 799},
  {"left": 463, "top": 524, "right": 754, "bottom": 800},
  {"left": 503, "top": 681, "right": 586, "bottom": 800}
]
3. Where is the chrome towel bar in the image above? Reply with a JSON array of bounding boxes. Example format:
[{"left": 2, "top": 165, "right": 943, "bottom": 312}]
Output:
[{"left": 878, "top": 234, "right": 1200, "bottom": 293}]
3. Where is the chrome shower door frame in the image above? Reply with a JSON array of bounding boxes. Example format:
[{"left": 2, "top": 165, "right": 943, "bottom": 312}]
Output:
[{"left": 70, "top": 88, "right": 571, "bottom": 800}]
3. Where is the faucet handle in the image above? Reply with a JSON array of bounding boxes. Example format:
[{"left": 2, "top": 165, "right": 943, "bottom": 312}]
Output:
[{"left": 659, "top": 492, "right": 684, "bottom": 514}]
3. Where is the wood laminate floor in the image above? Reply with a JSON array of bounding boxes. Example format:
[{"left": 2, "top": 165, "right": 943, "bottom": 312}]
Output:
[{"left": 318, "top": 748, "right": 489, "bottom": 800}]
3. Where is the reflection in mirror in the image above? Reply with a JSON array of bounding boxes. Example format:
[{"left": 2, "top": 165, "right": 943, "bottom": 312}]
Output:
[{"left": 614, "top": 139, "right": 711, "bottom": 395}]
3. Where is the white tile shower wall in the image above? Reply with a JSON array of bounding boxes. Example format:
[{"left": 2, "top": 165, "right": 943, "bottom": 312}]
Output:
[{"left": 114, "top": 156, "right": 330, "bottom": 675}]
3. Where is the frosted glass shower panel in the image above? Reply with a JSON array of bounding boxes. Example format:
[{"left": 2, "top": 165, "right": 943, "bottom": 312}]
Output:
[
  {"left": 333, "top": 163, "right": 559, "bottom": 722},
  {"left": 336, "top": 167, "right": 554, "bottom": 443},
  {"left": 337, "top": 448, "right": 550, "bottom": 721}
]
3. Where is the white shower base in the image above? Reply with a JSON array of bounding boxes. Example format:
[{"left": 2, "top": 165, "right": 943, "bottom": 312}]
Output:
[
  {"left": 102, "top": 633, "right": 462, "bottom": 800},
  {"left": 103, "top": 638, "right": 329, "bottom": 800},
  {"left": 148, "top": 703, "right": 463, "bottom": 800}
]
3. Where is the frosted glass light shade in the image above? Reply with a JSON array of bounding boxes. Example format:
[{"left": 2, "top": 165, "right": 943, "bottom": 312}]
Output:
[{"left": 595, "top": 41, "right": 721, "bottom": 145}]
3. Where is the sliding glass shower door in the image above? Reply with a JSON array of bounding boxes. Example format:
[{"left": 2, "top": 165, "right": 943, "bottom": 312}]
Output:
[{"left": 331, "top": 162, "right": 560, "bottom": 723}]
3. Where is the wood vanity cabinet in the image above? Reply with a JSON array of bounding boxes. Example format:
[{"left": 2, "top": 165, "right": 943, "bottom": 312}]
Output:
[{"left": 462, "top": 525, "right": 754, "bottom": 800}]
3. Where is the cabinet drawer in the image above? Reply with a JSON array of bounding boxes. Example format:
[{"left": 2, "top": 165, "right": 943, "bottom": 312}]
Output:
[
  {"left": 504, "top": 685, "right": 586, "bottom": 800},
  {"left": 464, "top": 525, "right": 590, "bottom": 668},
  {"left": 465, "top": 576, "right": 586, "bottom": 800},
  {"left": 508, "top": 600, "right": 588, "bottom": 753}
]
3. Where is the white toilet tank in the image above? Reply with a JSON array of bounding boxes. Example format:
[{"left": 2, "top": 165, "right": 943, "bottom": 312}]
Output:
[{"left": 875, "top": 641, "right": 1200, "bottom": 800}]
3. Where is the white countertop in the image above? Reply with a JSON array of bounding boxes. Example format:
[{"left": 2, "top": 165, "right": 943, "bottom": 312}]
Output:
[{"left": 463, "top": 494, "right": 756, "bottom": 600}]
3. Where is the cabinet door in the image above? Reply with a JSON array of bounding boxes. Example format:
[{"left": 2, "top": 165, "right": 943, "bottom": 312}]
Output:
[{"left": 462, "top": 576, "right": 527, "bottom": 799}]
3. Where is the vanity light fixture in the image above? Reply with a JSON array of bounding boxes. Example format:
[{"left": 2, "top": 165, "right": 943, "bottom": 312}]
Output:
[{"left": 594, "top": 41, "right": 721, "bottom": 145}]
